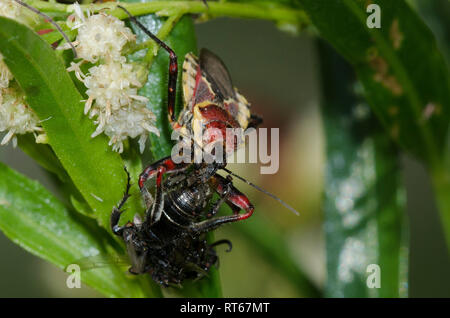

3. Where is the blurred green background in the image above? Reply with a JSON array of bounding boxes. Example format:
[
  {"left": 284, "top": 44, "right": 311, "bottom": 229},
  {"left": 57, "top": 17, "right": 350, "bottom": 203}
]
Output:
[{"left": 0, "top": 0, "right": 449, "bottom": 297}]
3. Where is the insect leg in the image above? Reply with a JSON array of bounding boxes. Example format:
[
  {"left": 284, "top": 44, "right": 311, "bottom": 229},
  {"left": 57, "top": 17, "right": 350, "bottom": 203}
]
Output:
[
  {"left": 210, "top": 239, "right": 233, "bottom": 252},
  {"left": 117, "top": 5, "right": 178, "bottom": 124},
  {"left": 189, "top": 174, "right": 254, "bottom": 233},
  {"left": 139, "top": 156, "right": 190, "bottom": 226},
  {"left": 111, "top": 167, "right": 132, "bottom": 236},
  {"left": 206, "top": 175, "right": 233, "bottom": 218}
]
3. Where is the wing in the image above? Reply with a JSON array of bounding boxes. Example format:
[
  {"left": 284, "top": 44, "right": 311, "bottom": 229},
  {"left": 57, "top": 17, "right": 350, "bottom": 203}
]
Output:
[
  {"left": 182, "top": 52, "right": 200, "bottom": 110},
  {"left": 181, "top": 49, "right": 251, "bottom": 130},
  {"left": 182, "top": 51, "right": 220, "bottom": 110},
  {"left": 199, "top": 48, "right": 236, "bottom": 100},
  {"left": 199, "top": 49, "right": 252, "bottom": 129}
]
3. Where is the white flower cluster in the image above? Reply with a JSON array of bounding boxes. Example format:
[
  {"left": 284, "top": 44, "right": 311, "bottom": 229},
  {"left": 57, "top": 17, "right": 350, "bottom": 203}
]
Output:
[
  {"left": 70, "top": 4, "right": 135, "bottom": 63},
  {"left": 0, "top": 0, "right": 22, "bottom": 20},
  {"left": 1, "top": 53, "right": 43, "bottom": 147},
  {"left": 66, "top": 3, "right": 159, "bottom": 153},
  {"left": 0, "top": 2, "right": 45, "bottom": 147},
  {"left": 0, "top": 87, "right": 43, "bottom": 147},
  {"left": 83, "top": 62, "right": 145, "bottom": 115},
  {"left": 100, "top": 102, "right": 159, "bottom": 153},
  {"left": 0, "top": 0, "right": 37, "bottom": 26}
]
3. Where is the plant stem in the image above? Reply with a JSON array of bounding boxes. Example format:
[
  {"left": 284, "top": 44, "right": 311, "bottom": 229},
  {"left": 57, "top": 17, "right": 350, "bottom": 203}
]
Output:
[{"left": 26, "top": 0, "right": 309, "bottom": 26}]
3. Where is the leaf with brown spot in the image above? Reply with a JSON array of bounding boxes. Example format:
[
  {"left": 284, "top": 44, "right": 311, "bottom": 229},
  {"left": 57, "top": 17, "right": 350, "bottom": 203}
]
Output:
[{"left": 298, "top": 0, "right": 449, "bottom": 166}]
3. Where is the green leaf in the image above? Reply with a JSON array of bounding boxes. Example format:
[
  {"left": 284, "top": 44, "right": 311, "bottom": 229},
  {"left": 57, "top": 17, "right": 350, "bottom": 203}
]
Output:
[
  {"left": 0, "top": 16, "right": 161, "bottom": 297},
  {"left": 17, "top": 134, "right": 90, "bottom": 213},
  {"left": 17, "top": 134, "right": 68, "bottom": 183},
  {"left": 0, "top": 162, "right": 155, "bottom": 297},
  {"left": 298, "top": 0, "right": 449, "bottom": 168},
  {"left": 320, "top": 44, "right": 408, "bottom": 297},
  {"left": 412, "top": 0, "right": 450, "bottom": 258},
  {"left": 0, "top": 16, "right": 132, "bottom": 230}
]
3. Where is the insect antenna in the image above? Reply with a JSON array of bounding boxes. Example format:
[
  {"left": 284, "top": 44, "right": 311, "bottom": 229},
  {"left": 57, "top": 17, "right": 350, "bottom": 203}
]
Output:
[
  {"left": 221, "top": 167, "right": 300, "bottom": 216},
  {"left": 13, "top": 0, "right": 77, "bottom": 58}
]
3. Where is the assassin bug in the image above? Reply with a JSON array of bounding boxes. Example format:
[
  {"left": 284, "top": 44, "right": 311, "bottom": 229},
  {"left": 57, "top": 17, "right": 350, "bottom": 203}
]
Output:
[
  {"left": 109, "top": 7, "right": 299, "bottom": 285},
  {"left": 111, "top": 8, "right": 260, "bottom": 284}
]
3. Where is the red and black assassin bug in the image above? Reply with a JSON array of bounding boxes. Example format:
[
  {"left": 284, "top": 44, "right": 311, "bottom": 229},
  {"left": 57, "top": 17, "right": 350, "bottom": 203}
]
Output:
[
  {"left": 110, "top": 7, "right": 300, "bottom": 286},
  {"left": 108, "top": 7, "right": 267, "bottom": 285}
]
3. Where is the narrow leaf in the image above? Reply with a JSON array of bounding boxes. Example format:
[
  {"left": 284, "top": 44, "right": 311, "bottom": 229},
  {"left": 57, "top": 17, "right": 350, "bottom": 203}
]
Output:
[
  {"left": 298, "top": 0, "right": 449, "bottom": 167},
  {"left": 0, "top": 17, "right": 130, "bottom": 230},
  {"left": 320, "top": 44, "right": 408, "bottom": 297},
  {"left": 0, "top": 162, "right": 154, "bottom": 297}
]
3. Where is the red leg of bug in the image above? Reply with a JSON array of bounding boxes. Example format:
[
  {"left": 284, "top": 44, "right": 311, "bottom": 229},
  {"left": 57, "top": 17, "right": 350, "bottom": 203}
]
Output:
[
  {"left": 189, "top": 174, "right": 254, "bottom": 233},
  {"left": 217, "top": 176, "right": 254, "bottom": 221},
  {"left": 138, "top": 157, "right": 182, "bottom": 188},
  {"left": 167, "top": 51, "right": 178, "bottom": 124},
  {"left": 226, "top": 201, "right": 242, "bottom": 215}
]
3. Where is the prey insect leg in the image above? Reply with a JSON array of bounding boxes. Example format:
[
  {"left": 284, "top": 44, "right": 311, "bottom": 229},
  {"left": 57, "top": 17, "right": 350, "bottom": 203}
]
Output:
[
  {"left": 111, "top": 167, "right": 132, "bottom": 236},
  {"left": 189, "top": 174, "right": 254, "bottom": 233}
]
